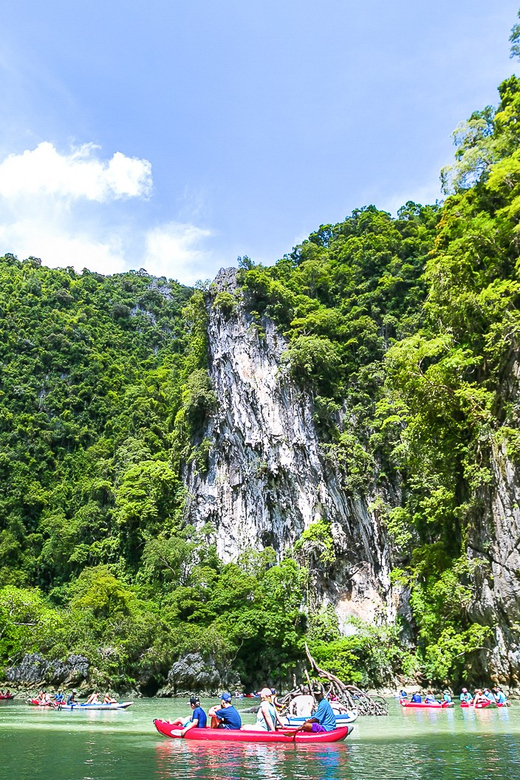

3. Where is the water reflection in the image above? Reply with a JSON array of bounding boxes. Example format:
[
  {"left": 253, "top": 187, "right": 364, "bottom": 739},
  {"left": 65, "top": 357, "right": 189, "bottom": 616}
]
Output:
[{"left": 154, "top": 740, "right": 348, "bottom": 780}]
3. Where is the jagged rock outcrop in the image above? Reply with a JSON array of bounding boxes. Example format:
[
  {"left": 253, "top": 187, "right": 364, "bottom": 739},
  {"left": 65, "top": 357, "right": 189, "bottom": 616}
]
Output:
[
  {"left": 184, "top": 268, "right": 396, "bottom": 626},
  {"left": 6, "top": 653, "right": 89, "bottom": 687},
  {"left": 157, "top": 652, "right": 240, "bottom": 696}
]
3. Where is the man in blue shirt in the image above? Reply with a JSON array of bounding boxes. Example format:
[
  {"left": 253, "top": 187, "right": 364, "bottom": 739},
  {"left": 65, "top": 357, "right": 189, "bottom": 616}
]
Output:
[
  {"left": 180, "top": 696, "right": 207, "bottom": 735},
  {"left": 302, "top": 686, "right": 337, "bottom": 732},
  {"left": 209, "top": 692, "right": 242, "bottom": 729}
]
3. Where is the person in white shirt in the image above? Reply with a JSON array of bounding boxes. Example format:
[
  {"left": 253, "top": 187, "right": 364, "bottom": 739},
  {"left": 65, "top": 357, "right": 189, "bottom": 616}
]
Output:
[{"left": 290, "top": 685, "right": 314, "bottom": 717}]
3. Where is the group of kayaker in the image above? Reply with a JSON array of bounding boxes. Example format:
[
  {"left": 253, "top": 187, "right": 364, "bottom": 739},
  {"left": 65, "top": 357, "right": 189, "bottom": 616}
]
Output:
[
  {"left": 459, "top": 686, "right": 508, "bottom": 706},
  {"left": 169, "top": 684, "right": 338, "bottom": 734},
  {"left": 29, "top": 689, "right": 118, "bottom": 707},
  {"left": 401, "top": 685, "right": 509, "bottom": 707}
]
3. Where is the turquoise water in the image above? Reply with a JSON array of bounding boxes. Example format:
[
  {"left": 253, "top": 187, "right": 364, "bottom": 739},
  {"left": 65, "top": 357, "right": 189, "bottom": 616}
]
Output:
[{"left": 1, "top": 697, "right": 519, "bottom": 779}]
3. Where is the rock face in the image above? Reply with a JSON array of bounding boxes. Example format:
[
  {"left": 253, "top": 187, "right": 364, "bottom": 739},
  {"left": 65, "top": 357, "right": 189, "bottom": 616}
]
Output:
[
  {"left": 184, "top": 268, "right": 395, "bottom": 626},
  {"left": 468, "top": 438, "right": 520, "bottom": 683},
  {"left": 158, "top": 652, "right": 240, "bottom": 696},
  {"left": 6, "top": 653, "right": 89, "bottom": 687}
]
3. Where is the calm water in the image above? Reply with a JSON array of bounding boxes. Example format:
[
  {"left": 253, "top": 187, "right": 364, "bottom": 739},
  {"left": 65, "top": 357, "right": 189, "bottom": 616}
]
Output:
[{"left": 1, "top": 697, "right": 519, "bottom": 780}]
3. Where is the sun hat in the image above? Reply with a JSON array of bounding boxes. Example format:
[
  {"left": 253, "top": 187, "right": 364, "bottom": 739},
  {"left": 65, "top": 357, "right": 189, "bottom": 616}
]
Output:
[
  {"left": 260, "top": 687, "right": 272, "bottom": 698},
  {"left": 220, "top": 692, "right": 232, "bottom": 702}
]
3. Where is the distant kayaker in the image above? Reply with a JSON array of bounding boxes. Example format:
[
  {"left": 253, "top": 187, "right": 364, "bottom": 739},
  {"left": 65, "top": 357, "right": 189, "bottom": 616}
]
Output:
[
  {"left": 209, "top": 692, "right": 242, "bottom": 730},
  {"left": 67, "top": 689, "right": 77, "bottom": 705},
  {"left": 472, "top": 689, "right": 487, "bottom": 707},
  {"left": 493, "top": 687, "right": 508, "bottom": 705},
  {"left": 411, "top": 693, "right": 422, "bottom": 703},
  {"left": 54, "top": 691, "right": 65, "bottom": 707},
  {"left": 442, "top": 690, "right": 452, "bottom": 704},
  {"left": 483, "top": 688, "right": 496, "bottom": 703},
  {"left": 424, "top": 691, "right": 437, "bottom": 704},
  {"left": 86, "top": 692, "right": 100, "bottom": 704},
  {"left": 302, "top": 685, "right": 336, "bottom": 732},
  {"left": 103, "top": 693, "right": 118, "bottom": 704},
  {"left": 459, "top": 687, "right": 472, "bottom": 704}
]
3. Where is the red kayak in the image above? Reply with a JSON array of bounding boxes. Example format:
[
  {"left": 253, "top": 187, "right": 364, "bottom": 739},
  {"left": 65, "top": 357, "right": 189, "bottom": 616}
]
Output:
[
  {"left": 0, "top": 694, "right": 14, "bottom": 700},
  {"left": 460, "top": 700, "right": 491, "bottom": 709},
  {"left": 153, "top": 720, "right": 352, "bottom": 743},
  {"left": 400, "top": 700, "right": 453, "bottom": 709},
  {"left": 27, "top": 699, "right": 53, "bottom": 707}
]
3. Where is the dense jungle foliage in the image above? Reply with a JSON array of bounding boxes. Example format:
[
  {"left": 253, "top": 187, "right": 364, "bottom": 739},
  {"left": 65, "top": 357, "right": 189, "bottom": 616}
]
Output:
[{"left": 2, "top": 25, "right": 520, "bottom": 693}]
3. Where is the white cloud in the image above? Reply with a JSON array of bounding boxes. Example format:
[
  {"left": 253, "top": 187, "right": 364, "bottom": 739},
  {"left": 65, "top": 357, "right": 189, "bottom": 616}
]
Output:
[
  {"left": 0, "top": 142, "right": 219, "bottom": 284},
  {"left": 0, "top": 142, "right": 152, "bottom": 202},
  {"left": 144, "top": 222, "right": 213, "bottom": 284}
]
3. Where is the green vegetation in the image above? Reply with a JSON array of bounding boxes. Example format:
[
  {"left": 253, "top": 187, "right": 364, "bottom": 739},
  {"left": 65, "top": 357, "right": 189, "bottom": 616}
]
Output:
[{"left": 2, "top": 18, "right": 520, "bottom": 692}]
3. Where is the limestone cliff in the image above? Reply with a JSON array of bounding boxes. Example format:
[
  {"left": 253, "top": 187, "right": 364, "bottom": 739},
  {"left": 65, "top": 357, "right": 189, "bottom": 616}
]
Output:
[
  {"left": 184, "top": 269, "right": 395, "bottom": 628},
  {"left": 468, "top": 438, "right": 520, "bottom": 682}
]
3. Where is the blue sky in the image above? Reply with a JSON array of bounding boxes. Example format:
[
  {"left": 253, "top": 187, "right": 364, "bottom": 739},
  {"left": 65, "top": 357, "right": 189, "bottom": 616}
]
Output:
[{"left": 0, "top": 0, "right": 518, "bottom": 284}]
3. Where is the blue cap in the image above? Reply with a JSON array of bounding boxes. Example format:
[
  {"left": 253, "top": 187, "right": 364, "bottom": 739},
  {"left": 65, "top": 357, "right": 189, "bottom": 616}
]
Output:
[{"left": 220, "top": 692, "right": 232, "bottom": 702}]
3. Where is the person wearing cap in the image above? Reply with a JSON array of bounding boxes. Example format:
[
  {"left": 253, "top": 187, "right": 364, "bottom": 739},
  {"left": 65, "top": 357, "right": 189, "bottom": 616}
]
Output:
[
  {"left": 208, "top": 692, "right": 242, "bottom": 730},
  {"left": 442, "top": 690, "right": 452, "bottom": 704},
  {"left": 67, "top": 689, "right": 77, "bottom": 705},
  {"left": 247, "top": 688, "right": 283, "bottom": 731},
  {"left": 302, "top": 685, "right": 336, "bottom": 733},
  {"left": 168, "top": 696, "right": 207, "bottom": 732},
  {"left": 180, "top": 696, "right": 207, "bottom": 735}
]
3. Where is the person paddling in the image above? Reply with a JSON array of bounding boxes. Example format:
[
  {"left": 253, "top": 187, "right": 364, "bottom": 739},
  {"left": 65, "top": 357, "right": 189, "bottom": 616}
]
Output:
[
  {"left": 208, "top": 692, "right": 242, "bottom": 729},
  {"left": 302, "top": 685, "right": 336, "bottom": 732}
]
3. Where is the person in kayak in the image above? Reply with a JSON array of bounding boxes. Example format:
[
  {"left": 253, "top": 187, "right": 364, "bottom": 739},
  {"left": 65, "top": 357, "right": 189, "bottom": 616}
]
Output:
[
  {"left": 459, "top": 687, "right": 472, "bottom": 704},
  {"left": 209, "top": 692, "right": 242, "bottom": 729},
  {"left": 86, "top": 692, "right": 100, "bottom": 704},
  {"left": 290, "top": 685, "right": 314, "bottom": 717},
  {"left": 442, "top": 690, "right": 452, "bottom": 704},
  {"left": 411, "top": 693, "right": 422, "bottom": 703},
  {"left": 54, "top": 691, "right": 65, "bottom": 706},
  {"left": 424, "top": 691, "right": 437, "bottom": 704},
  {"left": 167, "top": 695, "right": 207, "bottom": 732},
  {"left": 483, "top": 688, "right": 495, "bottom": 703},
  {"left": 247, "top": 688, "right": 283, "bottom": 731},
  {"left": 472, "top": 689, "right": 487, "bottom": 707},
  {"left": 180, "top": 696, "right": 207, "bottom": 735},
  {"left": 103, "top": 693, "right": 117, "bottom": 704},
  {"left": 493, "top": 687, "right": 508, "bottom": 705},
  {"left": 67, "top": 689, "right": 77, "bottom": 705},
  {"left": 302, "top": 685, "right": 336, "bottom": 732}
]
